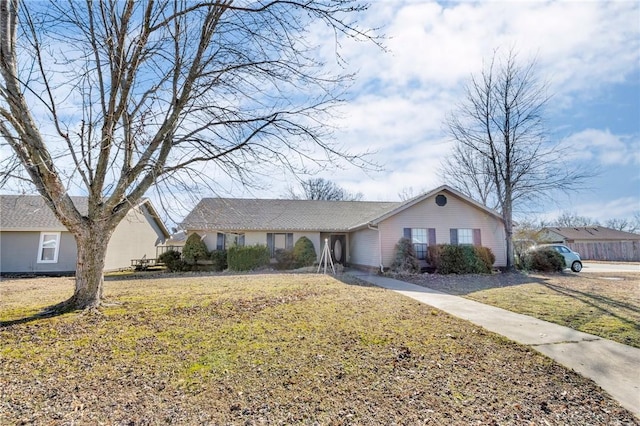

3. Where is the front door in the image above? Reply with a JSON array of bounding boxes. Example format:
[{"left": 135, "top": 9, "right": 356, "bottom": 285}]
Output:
[{"left": 330, "top": 234, "right": 346, "bottom": 264}]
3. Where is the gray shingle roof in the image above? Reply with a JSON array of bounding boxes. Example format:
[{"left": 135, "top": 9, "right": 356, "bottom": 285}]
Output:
[
  {"left": 0, "top": 195, "right": 88, "bottom": 230},
  {"left": 542, "top": 226, "right": 640, "bottom": 241},
  {"left": 180, "top": 198, "right": 401, "bottom": 232},
  {"left": 0, "top": 195, "right": 170, "bottom": 238}
]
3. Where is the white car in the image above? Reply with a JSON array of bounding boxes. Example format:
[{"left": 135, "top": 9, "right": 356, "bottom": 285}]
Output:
[{"left": 539, "top": 244, "right": 582, "bottom": 272}]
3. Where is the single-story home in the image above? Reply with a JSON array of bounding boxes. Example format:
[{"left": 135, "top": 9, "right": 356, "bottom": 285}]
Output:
[
  {"left": 0, "top": 195, "right": 170, "bottom": 275},
  {"left": 180, "top": 185, "right": 507, "bottom": 270},
  {"left": 539, "top": 226, "right": 640, "bottom": 261}
]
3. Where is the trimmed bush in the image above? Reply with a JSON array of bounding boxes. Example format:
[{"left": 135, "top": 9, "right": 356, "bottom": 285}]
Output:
[
  {"left": 474, "top": 246, "right": 496, "bottom": 272},
  {"left": 182, "top": 233, "right": 210, "bottom": 264},
  {"left": 293, "top": 236, "right": 317, "bottom": 268},
  {"left": 391, "top": 237, "right": 420, "bottom": 273},
  {"left": 523, "top": 247, "right": 564, "bottom": 272},
  {"left": 209, "top": 249, "right": 227, "bottom": 272},
  {"left": 158, "top": 250, "right": 188, "bottom": 272},
  {"left": 275, "top": 249, "right": 295, "bottom": 270},
  {"left": 428, "top": 244, "right": 495, "bottom": 274},
  {"left": 228, "top": 244, "right": 270, "bottom": 271}
]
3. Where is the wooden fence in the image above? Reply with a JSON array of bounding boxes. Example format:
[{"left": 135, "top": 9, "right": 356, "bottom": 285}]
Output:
[{"left": 567, "top": 241, "right": 640, "bottom": 262}]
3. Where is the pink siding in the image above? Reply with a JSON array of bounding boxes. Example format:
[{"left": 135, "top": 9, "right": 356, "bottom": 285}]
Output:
[{"left": 377, "top": 192, "right": 506, "bottom": 268}]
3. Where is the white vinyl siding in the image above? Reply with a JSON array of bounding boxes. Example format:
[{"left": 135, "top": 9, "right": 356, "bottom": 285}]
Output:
[{"left": 37, "top": 232, "right": 60, "bottom": 263}]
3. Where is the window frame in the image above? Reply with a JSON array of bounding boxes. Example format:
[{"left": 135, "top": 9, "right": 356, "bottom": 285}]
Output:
[
  {"left": 457, "top": 228, "right": 474, "bottom": 245},
  {"left": 411, "top": 228, "right": 428, "bottom": 260},
  {"left": 267, "top": 232, "right": 294, "bottom": 257},
  {"left": 403, "top": 228, "right": 435, "bottom": 261},
  {"left": 216, "top": 232, "right": 246, "bottom": 250},
  {"left": 37, "top": 231, "right": 61, "bottom": 263}
]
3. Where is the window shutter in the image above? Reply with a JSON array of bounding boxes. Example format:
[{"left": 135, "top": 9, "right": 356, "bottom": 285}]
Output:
[
  {"left": 473, "top": 229, "right": 482, "bottom": 246},
  {"left": 403, "top": 228, "right": 411, "bottom": 240},
  {"left": 216, "top": 233, "right": 224, "bottom": 250},
  {"left": 428, "top": 228, "right": 436, "bottom": 245},
  {"left": 239, "top": 234, "right": 245, "bottom": 247},
  {"left": 286, "top": 233, "right": 294, "bottom": 250},
  {"left": 450, "top": 229, "right": 458, "bottom": 245},
  {"left": 267, "top": 233, "right": 274, "bottom": 255}
]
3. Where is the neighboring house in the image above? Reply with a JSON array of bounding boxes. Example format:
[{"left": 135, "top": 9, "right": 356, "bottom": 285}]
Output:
[
  {"left": 180, "top": 185, "right": 507, "bottom": 270},
  {"left": 0, "top": 195, "right": 170, "bottom": 275},
  {"left": 157, "top": 229, "right": 187, "bottom": 257},
  {"left": 539, "top": 226, "right": 640, "bottom": 261}
]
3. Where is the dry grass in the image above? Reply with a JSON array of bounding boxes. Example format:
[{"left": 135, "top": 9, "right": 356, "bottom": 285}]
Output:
[
  {"left": 1, "top": 273, "right": 638, "bottom": 425},
  {"left": 401, "top": 272, "right": 640, "bottom": 348}
]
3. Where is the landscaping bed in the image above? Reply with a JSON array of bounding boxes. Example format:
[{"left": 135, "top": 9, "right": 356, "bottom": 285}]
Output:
[{"left": 1, "top": 274, "right": 638, "bottom": 424}]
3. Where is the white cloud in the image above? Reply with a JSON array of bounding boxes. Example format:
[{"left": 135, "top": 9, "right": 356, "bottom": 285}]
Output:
[
  {"left": 560, "top": 129, "right": 640, "bottom": 166},
  {"left": 313, "top": 0, "right": 640, "bottom": 208}
]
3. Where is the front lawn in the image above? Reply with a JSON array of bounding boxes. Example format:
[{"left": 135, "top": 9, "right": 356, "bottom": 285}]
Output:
[
  {"left": 1, "top": 274, "right": 637, "bottom": 424},
  {"left": 402, "top": 272, "right": 640, "bottom": 348}
]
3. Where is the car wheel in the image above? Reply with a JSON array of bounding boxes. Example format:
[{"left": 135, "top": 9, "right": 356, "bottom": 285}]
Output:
[{"left": 571, "top": 261, "right": 582, "bottom": 273}]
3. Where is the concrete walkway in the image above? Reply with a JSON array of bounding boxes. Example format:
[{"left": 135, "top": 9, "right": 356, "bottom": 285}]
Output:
[{"left": 347, "top": 272, "right": 640, "bottom": 418}]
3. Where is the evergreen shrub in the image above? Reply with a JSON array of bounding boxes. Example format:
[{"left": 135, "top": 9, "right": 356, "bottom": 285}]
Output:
[
  {"left": 274, "top": 249, "right": 295, "bottom": 270},
  {"left": 523, "top": 247, "right": 564, "bottom": 272},
  {"left": 158, "top": 250, "right": 188, "bottom": 272},
  {"left": 293, "top": 237, "right": 317, "bottom": 268},
  {"left": 182, "top": 233, "right": 210, "bottom": 264},
  {"left": 210, "top": 249, "right": 228, "bottom": 272},
  {"left": 228, "top": 244, "right": 270, "bottom": 271},
  {"left": 428, "top": 244, "right": 495, "bottom": 274},
  {"left": 391, "top": 237, "right": 420, "bottom": 273}
]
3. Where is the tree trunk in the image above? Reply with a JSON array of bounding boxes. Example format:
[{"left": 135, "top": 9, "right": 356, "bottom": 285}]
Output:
[
  {"left": 49, "top": 226, "right": 112, "bottom": 312},
  {"left": 503, "top": 204, "right": 515, "bottom": 270}
]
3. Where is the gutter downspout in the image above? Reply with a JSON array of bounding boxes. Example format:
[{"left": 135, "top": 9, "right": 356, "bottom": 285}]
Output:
[{"left": 368, "top": 223, "right": 384, "bottom": 273}]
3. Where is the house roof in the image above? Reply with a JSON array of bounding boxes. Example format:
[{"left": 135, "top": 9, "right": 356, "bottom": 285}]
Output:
[
  {"left": 180, "top": 198, "right": 400, "bottom": 232},
  {"left": 180, "top": 185, "right": 505, "bottom": 232},
  {"left": 0, "top": 195, "right": 170, "bottom": 238},
  {"left": 541, "top": 226, "right": 640, "bottom": 241}
]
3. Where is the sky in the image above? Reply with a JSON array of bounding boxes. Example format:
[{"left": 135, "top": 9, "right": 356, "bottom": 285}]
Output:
[
  {"left": 2, "top": 1, "right": 639, "bottom": 228},
  {"left": 250, "top": 0, "right": 640, "bottom": 224}
]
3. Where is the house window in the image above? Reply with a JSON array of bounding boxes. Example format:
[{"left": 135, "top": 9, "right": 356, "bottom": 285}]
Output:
[
  {"left": 216, "top": 233, "right": 245, "bottom": 250},
  {"left": 403, "top": 228, "right": 436, "bottom": 260},
  {"left": 38, "top": 232, "right": 60, "bottom": 263},
  {"left": 450, "top": 228, "right": 482, "bottom": 246},
  {"left": 458, "top": 228, "right": 473, "bottom": 245},
  {"left": 267, "top": 233, "right": 293, "bottom": 256}
]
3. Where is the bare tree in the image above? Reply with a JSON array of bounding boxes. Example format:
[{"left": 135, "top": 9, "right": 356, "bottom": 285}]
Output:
[
  {"left": 443, "top": 49, "right": 593, "bottom": 269},
  {"left": 438, "top": 143, "right": 497, "bottom": 209},
  {"left": 553, "top": 212, "right": 599, "bottom": 227},
  {"left": 397, "top": 186, "right": 428, "bottom": 201},
  {"left": 286, "top": 178, "right": 363, "bottom": 201},
  {"left": 0, "top": 0, "right": 376, "bottom": 312}
]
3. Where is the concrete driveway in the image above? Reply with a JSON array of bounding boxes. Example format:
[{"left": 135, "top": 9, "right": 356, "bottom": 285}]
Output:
[{"left": 580, "top": 262, "right": 640, "bottom": 273}]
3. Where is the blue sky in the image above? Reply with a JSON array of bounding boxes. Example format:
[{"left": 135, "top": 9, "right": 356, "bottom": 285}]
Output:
[
  {"left": 252, "top": 0, "right": 640, "bottom": 224},
  {"left": 2, "top": 1, "right": 638, "bottom": 227}
]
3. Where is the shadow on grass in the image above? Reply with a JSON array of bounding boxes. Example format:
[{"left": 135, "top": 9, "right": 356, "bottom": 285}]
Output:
[
  {"left": 0, "top": 307, "right": 68, "bottom": 328},
  {"left": 538, "top": 281, "right": 640, "bottom": 343},
  {"left": 541, "top": 281, "right": 640, "bottom": 314}
]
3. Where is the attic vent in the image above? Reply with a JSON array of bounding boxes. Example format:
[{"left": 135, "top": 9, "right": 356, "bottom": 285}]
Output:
[{"left": 435, "top": 194, "right": 447, "bottom": 207}]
